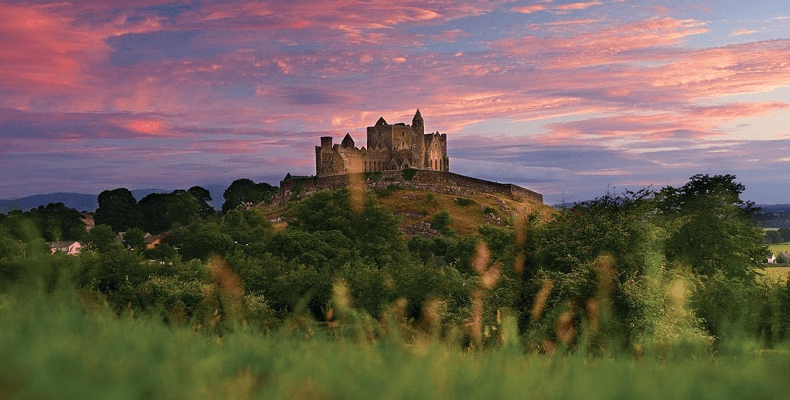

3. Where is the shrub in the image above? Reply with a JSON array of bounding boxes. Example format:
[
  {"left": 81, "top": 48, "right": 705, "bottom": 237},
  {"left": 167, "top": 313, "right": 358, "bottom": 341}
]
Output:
[
  {"left": 430, "top": 210, "right": 452, "bottom": 235},
  {"left": 365, "top": 172, "right": 382, "bottom": 182},
  {"left": 376, "top": 184, "right": 402, "bottom": 197},
  {"left": 401, "top": 168, "right": 418, "bottom": 181},
  {"left": 455, "top": 197, "right": 475, "bottom": 206}
]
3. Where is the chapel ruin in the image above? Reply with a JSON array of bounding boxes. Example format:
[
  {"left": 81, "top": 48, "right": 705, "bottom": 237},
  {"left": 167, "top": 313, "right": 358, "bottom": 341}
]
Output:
[{"left": 316, "top": 110, "right": 448, "bottom": 176}]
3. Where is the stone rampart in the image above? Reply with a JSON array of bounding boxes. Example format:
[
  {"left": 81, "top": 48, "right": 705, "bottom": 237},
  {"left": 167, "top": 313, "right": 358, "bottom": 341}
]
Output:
[{"left": 274, "top": 170, "right": 542, "bottom": 206}]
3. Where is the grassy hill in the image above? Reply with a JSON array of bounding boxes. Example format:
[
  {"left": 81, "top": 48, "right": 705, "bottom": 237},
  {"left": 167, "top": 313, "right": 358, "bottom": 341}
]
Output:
[
  {"left": 375, "top": 186, "right": 553, "bottom": 237},
  {"left": 261, "top": 184, "right": 555, "bottom": 237}
]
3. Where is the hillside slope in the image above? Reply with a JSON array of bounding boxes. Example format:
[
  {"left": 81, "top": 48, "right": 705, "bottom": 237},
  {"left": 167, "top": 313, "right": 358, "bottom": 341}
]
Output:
[
  {"left": 263, "top": 184, "right": 555, "bottom": 237},
  {"left": 377, "top": 186, "right": 553, "bottom": 237}
]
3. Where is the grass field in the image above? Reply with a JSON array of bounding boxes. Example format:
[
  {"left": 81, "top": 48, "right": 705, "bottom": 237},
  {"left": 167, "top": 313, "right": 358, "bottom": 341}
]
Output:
[
  {"left": 768, "top": 243, "right": 790, "bottom": 254},
  {"left": 755, "top": 267, "right": 790, "bottom": 283},
  {"left": 3, "top": 287, "right": 790, "bottom": 400}
]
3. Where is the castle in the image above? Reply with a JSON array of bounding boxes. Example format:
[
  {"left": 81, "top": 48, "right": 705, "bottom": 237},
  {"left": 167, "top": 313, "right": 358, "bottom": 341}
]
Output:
[
  {"left": 275, "top": 108, "right": 543, "bottom": 206},
  {"left": 316, "top": 110, "right": 448, "bottom": 176}
]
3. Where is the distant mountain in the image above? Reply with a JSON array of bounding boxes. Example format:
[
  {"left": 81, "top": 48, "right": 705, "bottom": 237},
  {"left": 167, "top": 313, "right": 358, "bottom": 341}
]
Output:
[
  {"left": 0, "top": 189, "right": 169, "bottom": 213},
  {"left": 1, "top": 186, "right": 227, "bottom": 213},
  {"left": 130, "top": 188, "right": 170, "bottom": 202},
  {"left": 0, "top": 193, "right": 99, "bottom": 213},
  {"left": 756, "top": 204, "right": 790, "bottom": 213}
]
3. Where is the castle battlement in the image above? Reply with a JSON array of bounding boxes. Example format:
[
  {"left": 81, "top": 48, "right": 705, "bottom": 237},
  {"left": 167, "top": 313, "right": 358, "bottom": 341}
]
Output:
[{"left": 316, "top": 110, "right": 448, "bottom": 176}]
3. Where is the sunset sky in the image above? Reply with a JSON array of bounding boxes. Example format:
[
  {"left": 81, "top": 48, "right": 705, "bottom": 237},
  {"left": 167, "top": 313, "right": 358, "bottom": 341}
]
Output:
[{"left": 2, "top": 0, "right": 789, "bottom": 205}]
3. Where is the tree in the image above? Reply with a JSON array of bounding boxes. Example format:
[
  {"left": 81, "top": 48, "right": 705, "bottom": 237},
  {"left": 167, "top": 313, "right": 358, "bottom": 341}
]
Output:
[
  {"left": 288, "top": 189, "right": 406, "bottom": 267},
  {"left": 656, "top": 174, "right": 768, "bottom": 279},
  {"left": 779, "top": 228, "right": 790, "bottom": 243},
  {"left": 221, "top": 179, "right": 279, "bottom": 213},
  {"left": 165, "top": 190, "right": 201, "bottom": 227},
  {"left": 188, "top": 186, "right": 215, "bottom": 217},
  {"left": 85, "top": 224, "right": 119, "bottom": 253},
  {"left": 221, "top": 209, "right": 271, "bottom": 245},
  {"left": 138, "top": 192, "right": 171, "bottom": 234},
  {"left": 27, "top": 202, "right": 86, "bottom": 242},
  {"left": 95, "top": 188, "right": 142, "bottom": 232},
  {"left": 122, "top": 227, "right": 146, "bottom": 252},
  {"left": 522, "top": 190, "right": 663, "bottom": 344},
  {"left": 175, "top": 222, "right": 234, "bottom": 261}
]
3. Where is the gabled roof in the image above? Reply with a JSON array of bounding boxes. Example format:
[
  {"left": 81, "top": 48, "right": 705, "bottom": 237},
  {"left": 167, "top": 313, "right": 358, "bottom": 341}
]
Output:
[
  {"left": 375, "top": 116, "right": 388, "bottom": 126},
  {"left": 341, "top": 133, "right": 355, "bottom": 148}
]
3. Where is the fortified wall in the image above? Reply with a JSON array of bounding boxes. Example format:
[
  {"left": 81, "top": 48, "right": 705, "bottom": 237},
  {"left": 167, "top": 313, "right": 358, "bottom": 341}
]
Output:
[{"left": 274, "top": 170, "right": 543, "bottom": 206}]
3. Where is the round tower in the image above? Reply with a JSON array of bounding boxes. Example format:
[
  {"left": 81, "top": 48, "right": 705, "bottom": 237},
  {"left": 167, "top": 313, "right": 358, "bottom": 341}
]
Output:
[{"left": 411, "top": 109, "right": 426, "bottom": 168}]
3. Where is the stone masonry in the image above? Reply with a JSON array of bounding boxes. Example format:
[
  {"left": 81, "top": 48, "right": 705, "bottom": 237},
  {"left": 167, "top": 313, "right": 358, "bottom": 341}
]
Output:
[
  {"left": 315, "top": 110, "right": 448, "bottom": 176},
  {"left": 276, "top": 109, "right": 543, "bottom": 206}
]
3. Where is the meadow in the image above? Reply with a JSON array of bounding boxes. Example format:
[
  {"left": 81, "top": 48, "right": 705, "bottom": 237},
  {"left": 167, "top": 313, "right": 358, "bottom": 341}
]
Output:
[
  {"left": 768, "top": 243, "right": 790, "bottom": 254},
  {"left": 3, "top": 286, "right": 790, "bottom": 400},
  {"left": 756, "top": 267, "right": 790, "bottom": 283}
]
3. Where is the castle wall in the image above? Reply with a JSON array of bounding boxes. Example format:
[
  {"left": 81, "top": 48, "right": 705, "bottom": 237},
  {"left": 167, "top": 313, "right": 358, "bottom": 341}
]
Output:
[
  {"left": 276, "top": 170, "right": 543, "bottom": 206},
  {"left": 367, "top": 124, "right": 392, "bottom": 150}
]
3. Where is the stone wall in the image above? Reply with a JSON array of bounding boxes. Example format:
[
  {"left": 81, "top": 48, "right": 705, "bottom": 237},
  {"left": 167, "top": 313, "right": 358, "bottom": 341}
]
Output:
[{"left": 274, "top": 170, "right": 543, "bottom": 206}]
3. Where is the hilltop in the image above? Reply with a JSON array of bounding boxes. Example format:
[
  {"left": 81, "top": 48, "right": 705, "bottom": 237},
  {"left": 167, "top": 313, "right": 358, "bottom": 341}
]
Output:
[
  {"left": 375, "top": 186, "right": 552, "bottom": 237},
  {"left": 262, "top": 172, "right": 554, "bottom": 237}
]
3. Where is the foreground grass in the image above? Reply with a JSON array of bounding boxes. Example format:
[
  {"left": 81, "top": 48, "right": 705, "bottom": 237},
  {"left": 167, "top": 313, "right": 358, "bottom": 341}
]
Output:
[{"left": 3, "top": 288, "right": 790, "bottom": 400}]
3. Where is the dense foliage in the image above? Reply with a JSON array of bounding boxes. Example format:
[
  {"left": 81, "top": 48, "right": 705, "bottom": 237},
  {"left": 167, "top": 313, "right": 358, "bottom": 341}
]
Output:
[{"left": 1, "top": 174, "right": 788, "bottom": 357}]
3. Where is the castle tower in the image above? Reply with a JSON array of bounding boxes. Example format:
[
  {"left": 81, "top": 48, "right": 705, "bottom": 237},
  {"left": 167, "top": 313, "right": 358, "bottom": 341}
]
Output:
[
  {"left": 412, "top": 109, "right": 424, "bottom": 134},
  {"left": 411, "top": 109, "right": 426, "bottom": 168}
]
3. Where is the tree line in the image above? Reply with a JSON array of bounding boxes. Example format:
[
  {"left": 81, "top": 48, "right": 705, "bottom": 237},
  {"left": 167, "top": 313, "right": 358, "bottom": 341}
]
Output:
[{"left": 1, "top": 174, "right": 789, "bottom": 352}]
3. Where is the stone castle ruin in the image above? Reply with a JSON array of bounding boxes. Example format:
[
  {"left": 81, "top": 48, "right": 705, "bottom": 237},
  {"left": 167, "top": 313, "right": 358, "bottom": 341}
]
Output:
[
  {"left": 276, "top": 109, "right": 543, "bottom": 206},
  {"left": 316, "top": 110, "right": 448, "bottom": 176}
]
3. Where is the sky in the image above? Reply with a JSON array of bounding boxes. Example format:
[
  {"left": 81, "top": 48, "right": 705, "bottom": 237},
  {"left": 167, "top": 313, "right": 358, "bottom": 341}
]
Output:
[{"left": 1, "top": 0, "right": 789, "bottom": 205}]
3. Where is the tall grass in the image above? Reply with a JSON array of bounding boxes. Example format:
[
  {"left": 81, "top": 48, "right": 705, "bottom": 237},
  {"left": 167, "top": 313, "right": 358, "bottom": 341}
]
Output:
[{"left": 2, "top": 284, "right": 790, "bottom": 399}]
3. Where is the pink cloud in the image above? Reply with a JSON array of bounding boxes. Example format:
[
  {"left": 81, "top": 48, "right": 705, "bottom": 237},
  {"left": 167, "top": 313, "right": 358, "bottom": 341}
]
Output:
[
  {"left": 554, "top": 1, "right": 602, "bottom": 12},
  {"left": 492, "top": 17, "right": 709, "bottom": 69},
  {"left": 536, "top": 102, "right": 790, "bottom": 145},
  {"left": 512, "top": 1, "right": 603, "bottom": 15},
  {"left": 644, "top": 40, "right": 790, "bottom": 98},
  {"left": 511, "top": 4, "right": 548, "bottom": 14},
  {"left": 731, "top": 28, "right": 758, "bottom": 37},
  {"left": 0, "top": 3, "right": 109, "bottom": 99}
]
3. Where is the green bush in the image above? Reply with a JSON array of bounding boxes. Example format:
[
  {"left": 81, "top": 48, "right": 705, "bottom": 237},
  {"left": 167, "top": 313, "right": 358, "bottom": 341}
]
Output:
[
  {"left": 401, "top": 168, "right": 418, "bottom": 181},
  {"left": 430, "top": 210, "right": 453, "bottom": 235},
  {"left": 377, "top": 184, "right": 403, "bottom": 197},
  {"left": 455, "top": 197, "right": 475, "bottom": 206},
  {"left": 365, "top": 172, "right": 382, "bottom": 182}
]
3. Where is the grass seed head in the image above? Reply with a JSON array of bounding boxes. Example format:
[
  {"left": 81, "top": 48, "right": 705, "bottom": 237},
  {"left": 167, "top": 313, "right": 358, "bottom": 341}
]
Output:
[{"left": 531, "top": 279, "right": 553, "bottom": 319}]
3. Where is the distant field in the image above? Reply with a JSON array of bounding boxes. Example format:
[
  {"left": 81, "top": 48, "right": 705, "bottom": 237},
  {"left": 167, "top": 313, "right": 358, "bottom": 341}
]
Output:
[
  {"left": 768, "top": 243, "right": 790, "bottom": 253},
  {"left": 755, "top": 267, "right": 790, "bottom": 283}
]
